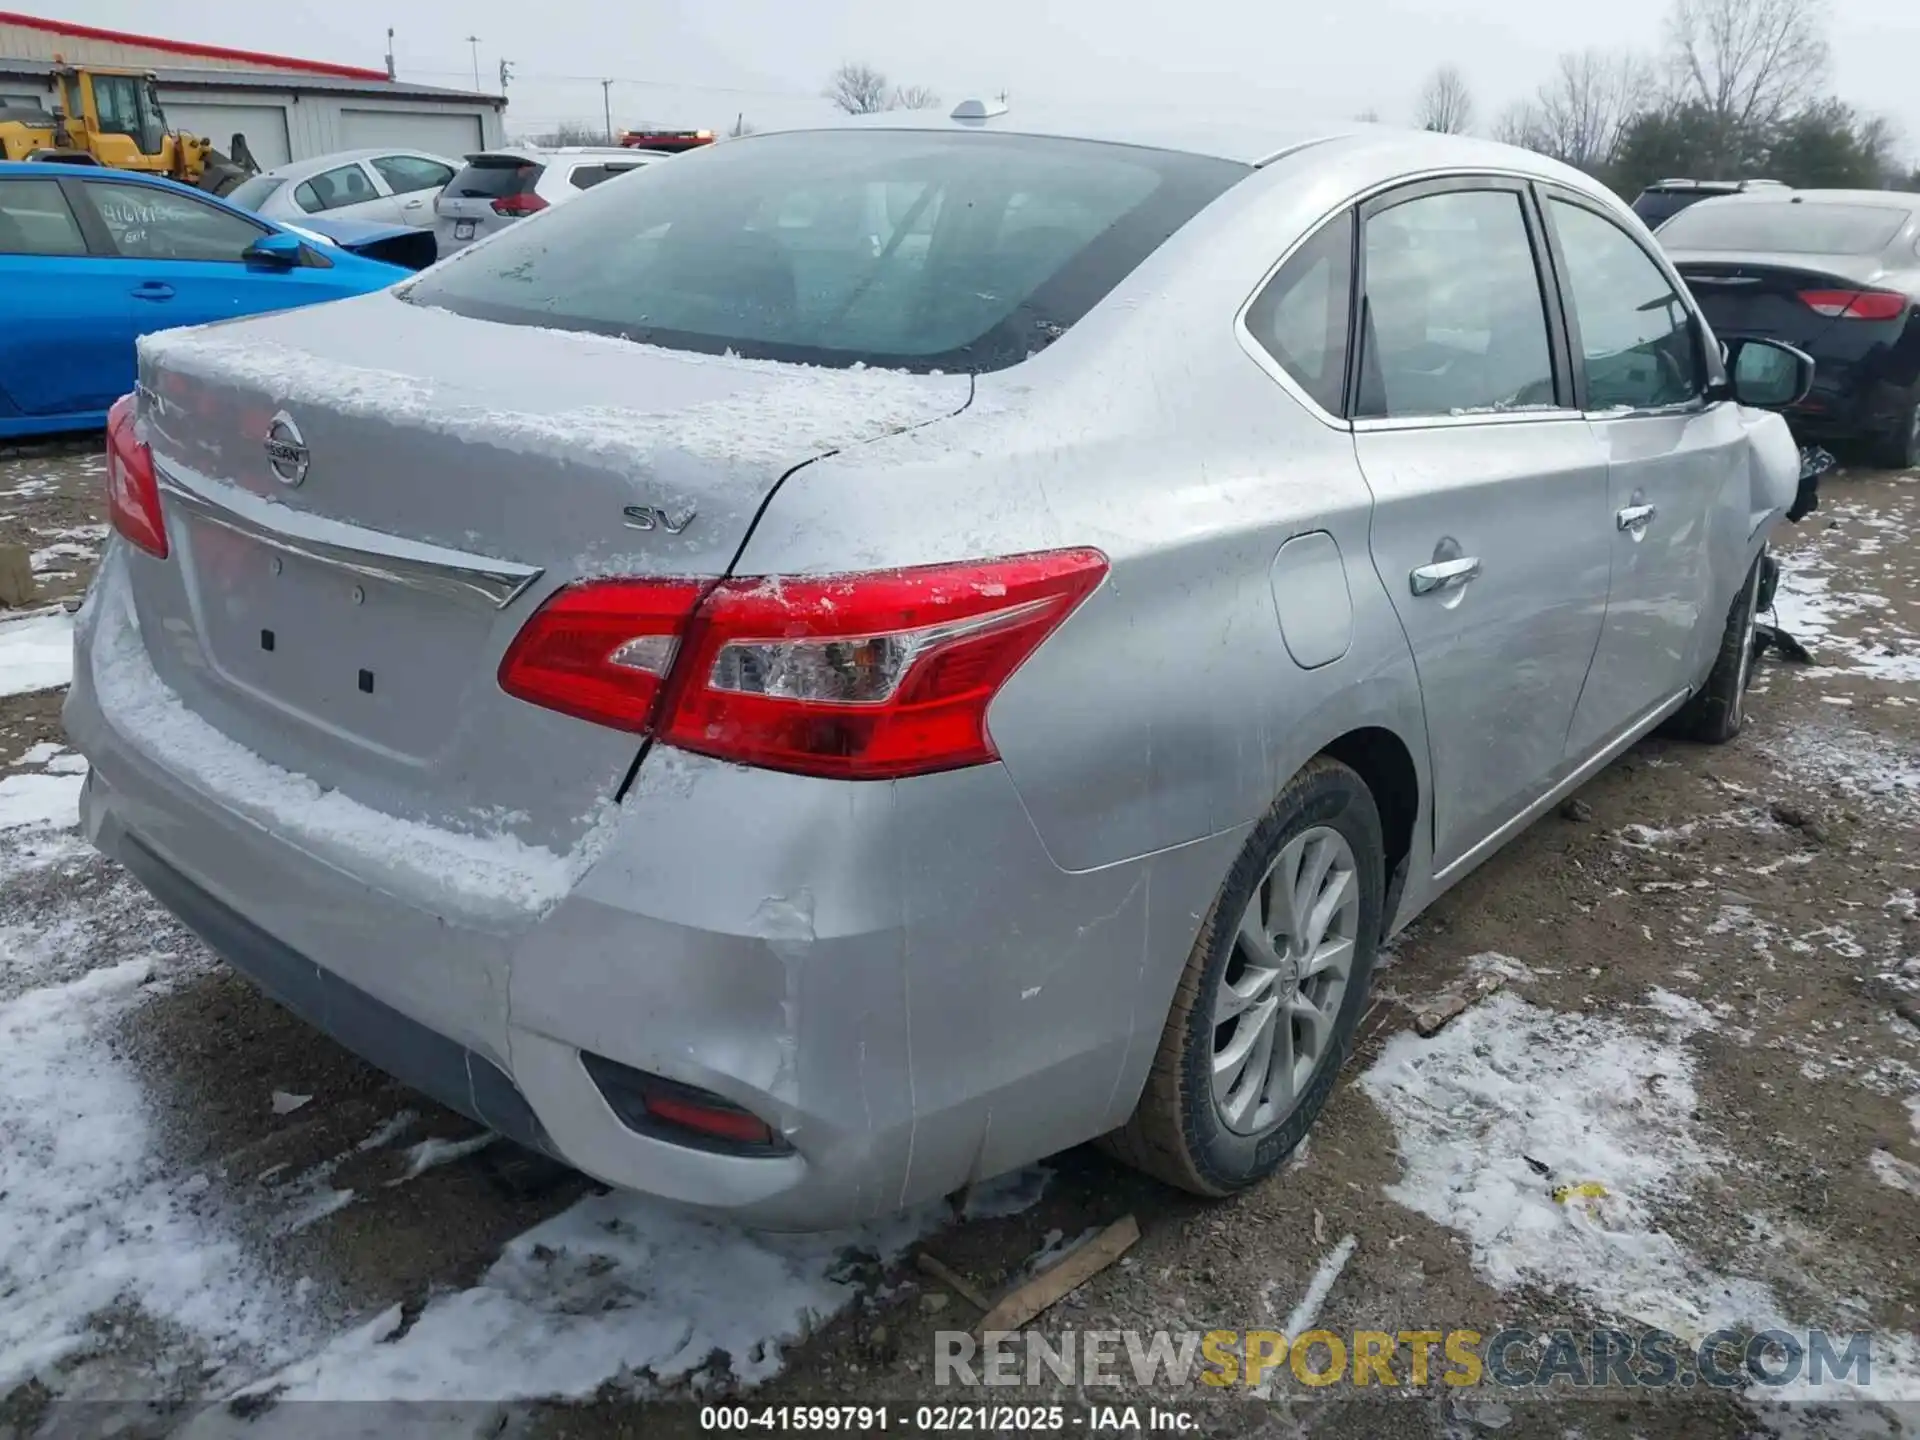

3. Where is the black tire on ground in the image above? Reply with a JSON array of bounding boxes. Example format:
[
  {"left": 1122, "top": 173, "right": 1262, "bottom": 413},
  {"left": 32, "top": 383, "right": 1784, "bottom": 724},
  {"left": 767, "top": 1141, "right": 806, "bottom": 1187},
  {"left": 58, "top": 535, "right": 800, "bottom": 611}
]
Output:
[
  {"left": 1101, "top": 756, "right": 1385, "bottom": 1196},
  {"left": 1669, "top": 551, "right": 1764, "bottom": 745},
  {"left": 1868, "top": 398, "right": 1920, "bottom": 472}
]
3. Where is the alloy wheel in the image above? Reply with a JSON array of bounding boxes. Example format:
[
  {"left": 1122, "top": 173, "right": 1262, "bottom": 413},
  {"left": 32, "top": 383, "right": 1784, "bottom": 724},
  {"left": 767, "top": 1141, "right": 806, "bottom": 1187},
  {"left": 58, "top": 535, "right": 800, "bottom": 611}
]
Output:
[{"left": 1212, "top": 825, "right": 1360, "bottom": 1135}]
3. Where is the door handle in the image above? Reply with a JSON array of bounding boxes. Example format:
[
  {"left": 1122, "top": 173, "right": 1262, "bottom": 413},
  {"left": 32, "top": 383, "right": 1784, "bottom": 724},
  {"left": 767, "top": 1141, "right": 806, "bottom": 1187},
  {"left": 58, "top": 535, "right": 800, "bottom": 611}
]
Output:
[
  {"left": 1409, "top": 556, "right": 1482, "bottom": 596},
  {"left": 131, "top": 282, "right": 174, "bottom": 301},
  {"left": 403, "top": 198, "right": 424, "bottom": 209},
  {"left": 1616, "top": 503, "right": 1657, "bottom": 532}
]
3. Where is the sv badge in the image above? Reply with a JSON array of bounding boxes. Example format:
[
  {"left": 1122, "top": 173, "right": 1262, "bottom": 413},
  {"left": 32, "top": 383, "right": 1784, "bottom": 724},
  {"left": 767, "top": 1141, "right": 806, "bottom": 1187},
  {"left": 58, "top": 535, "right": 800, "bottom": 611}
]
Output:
[{"left": 621, "top": 503, "right": 697, "bottom": 534}]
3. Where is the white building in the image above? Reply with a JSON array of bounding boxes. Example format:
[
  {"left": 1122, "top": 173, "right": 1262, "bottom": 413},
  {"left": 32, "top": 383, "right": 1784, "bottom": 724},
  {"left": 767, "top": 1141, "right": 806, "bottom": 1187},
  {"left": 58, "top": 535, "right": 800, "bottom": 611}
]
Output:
[{"left": 0, "top": 10, "right": 505, "bottom": 166}]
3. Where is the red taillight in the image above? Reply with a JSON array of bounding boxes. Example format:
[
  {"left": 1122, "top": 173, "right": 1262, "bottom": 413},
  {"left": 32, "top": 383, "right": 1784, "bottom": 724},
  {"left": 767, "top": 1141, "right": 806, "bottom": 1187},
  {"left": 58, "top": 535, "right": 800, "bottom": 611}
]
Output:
[
  {"left": 500, "top": 549, "right": 1109, "bottom": 779},
  {"left": 1797, "top": 289, "right": 1909, "bottom": 321},
  {"left": 642, "top": 1089, "right": 777, "bottom": 1146},
  {"left": 490, "top": 192, "right": 548, "bottom": 217},
  {"left": 498, "top": 578, "right": 706, "bottom": 731},
  {"left": 105, "top": 393, "right": 168, "bottom": 559}
]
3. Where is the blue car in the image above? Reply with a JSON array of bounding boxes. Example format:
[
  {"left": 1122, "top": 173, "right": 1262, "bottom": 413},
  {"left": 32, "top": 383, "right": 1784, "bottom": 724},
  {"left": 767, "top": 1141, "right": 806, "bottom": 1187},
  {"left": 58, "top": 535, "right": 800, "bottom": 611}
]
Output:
[{"left": 0, "top": 162, "right": 409, "bottom": 440}]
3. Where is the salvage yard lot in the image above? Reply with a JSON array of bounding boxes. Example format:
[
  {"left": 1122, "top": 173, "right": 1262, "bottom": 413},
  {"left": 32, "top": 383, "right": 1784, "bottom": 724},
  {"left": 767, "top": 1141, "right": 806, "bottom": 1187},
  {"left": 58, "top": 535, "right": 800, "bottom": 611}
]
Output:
[{"left": 1, "top": 444, "right": 1916, "bottom": 1439}]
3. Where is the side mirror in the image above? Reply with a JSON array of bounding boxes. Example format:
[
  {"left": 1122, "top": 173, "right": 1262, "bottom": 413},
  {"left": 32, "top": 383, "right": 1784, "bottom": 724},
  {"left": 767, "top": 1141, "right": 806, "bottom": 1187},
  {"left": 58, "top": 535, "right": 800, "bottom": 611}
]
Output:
[
  {"left": 243, "top": 231, "right": 303, "bottom": 271},
  {"left": 1725, "top": 336, "right": 1814, "bottom": 409}
]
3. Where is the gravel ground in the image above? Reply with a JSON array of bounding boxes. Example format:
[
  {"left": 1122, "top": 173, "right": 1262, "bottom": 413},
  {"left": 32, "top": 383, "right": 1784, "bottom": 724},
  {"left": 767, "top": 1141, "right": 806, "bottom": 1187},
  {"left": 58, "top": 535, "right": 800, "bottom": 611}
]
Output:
[{"left": 0, "top": 441, "right": 1915, "bottom": 1440}]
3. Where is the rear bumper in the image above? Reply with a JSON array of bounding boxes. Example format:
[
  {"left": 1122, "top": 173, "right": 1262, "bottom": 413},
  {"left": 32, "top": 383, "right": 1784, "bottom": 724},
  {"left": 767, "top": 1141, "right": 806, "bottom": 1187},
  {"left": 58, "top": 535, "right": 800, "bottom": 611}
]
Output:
[
  {"left": 102, "top": 806, "right": 555, "bottom": 1158},
  {"left": 66, "top": 552, "right": 1237, "bottom": 1229}
]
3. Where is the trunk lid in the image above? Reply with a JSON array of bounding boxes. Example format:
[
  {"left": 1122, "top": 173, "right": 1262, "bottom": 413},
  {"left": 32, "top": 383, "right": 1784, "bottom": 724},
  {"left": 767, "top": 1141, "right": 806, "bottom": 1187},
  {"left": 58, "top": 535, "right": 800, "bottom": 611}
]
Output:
[
  {"left": 1671, "top": 249, "right": 1893, "bottom": 349},
  {"left": 131, "top": 292, "right": 970, "bottom": 854}
]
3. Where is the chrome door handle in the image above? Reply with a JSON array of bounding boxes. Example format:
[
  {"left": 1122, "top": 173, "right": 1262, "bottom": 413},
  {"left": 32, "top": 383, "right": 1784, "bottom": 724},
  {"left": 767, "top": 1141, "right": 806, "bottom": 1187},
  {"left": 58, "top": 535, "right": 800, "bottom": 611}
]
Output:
[
  {"left": 1617, "top": 503, "right": 1657, "bottom": 531},
  {"left": 1410, "top": 556, "right": 1482, "bottom": 596}
]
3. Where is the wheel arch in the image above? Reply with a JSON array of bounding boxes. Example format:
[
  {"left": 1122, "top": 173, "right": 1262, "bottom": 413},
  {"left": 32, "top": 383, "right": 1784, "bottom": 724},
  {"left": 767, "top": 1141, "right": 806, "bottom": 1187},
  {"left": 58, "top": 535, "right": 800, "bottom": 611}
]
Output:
[{"left": 1319, "top": 724, "right": 1420, "bottom": 935}]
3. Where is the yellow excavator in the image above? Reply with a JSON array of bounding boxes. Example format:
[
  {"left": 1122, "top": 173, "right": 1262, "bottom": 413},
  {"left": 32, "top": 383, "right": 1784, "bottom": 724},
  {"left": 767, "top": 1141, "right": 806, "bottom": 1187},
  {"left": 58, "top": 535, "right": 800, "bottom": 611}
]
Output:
[{"left": 0, "top": 61, "right": 257, "bottom": 195}]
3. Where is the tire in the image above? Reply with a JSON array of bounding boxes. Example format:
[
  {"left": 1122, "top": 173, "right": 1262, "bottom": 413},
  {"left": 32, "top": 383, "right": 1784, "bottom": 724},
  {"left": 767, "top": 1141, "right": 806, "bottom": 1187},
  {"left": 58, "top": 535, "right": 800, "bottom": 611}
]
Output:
[
  {"left": 1868, "top": 398, "right": 1920, "bottom": 471},
  {"left": 1669, "top": 551, "right": 1763, "bottom": 745},
  {"left": 1102, "top": 756, "right": 1385, "bottom": 1196}
]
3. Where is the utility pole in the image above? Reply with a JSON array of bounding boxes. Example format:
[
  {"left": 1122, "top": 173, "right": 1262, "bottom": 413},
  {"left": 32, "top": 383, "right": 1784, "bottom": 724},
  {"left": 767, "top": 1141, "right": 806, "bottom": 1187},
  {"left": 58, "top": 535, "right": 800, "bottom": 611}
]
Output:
[
  {"left": 602, "top": 78, "right": 615, "bottom": 144},
  {"left": 384, "top": 27, "right": 395, "bottom": 80},
  {"left": 465, "top": 35, "right": 481, "bottom": 92},
  {"left": 498, "top": 57, "right": 513, "bottom": 94}
]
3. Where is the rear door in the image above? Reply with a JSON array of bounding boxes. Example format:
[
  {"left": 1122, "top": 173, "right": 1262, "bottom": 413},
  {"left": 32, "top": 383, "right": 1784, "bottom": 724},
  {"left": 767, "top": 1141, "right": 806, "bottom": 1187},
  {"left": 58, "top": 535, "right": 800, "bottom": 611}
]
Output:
[
  {"left": 369, "top": 153, "right": 455, "bottom": 228},
  {"left": 0, "top": 175, "right": 133, "bottom": 418},
  {"left": 1352, "top": 177, "right": 1611, "bottom": 873},
  {"left": 74, "top": 177, "right": 352, "bottom": 330},
  {"left": 1544, "top": 190, "right": 1746, "bottom": 755}
]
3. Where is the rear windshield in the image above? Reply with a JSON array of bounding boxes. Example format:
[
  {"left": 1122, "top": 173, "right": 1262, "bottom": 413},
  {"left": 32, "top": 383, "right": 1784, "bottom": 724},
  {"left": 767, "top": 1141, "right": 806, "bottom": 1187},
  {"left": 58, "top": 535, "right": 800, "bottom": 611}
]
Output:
[
  {"left": 403, "top": 129, "right": 1246, "bottom": 372},
  {"left": 448, "top": 155, "right": 544, "bottom": 199},
  {"left": 1658, "top": 200, "right": 1911, "bottom": 254},
  {"left": 225, "top": 175, "right": 285, "bottom": 211},
  {"left": 1633, "top": 190, "right": 1713, "bottom": 227}
]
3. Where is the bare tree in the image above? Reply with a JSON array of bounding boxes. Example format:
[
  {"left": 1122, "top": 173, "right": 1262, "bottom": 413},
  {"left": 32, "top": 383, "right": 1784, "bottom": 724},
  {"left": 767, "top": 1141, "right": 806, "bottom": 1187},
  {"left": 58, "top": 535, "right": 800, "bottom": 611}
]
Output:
[
  {"left": 1667, "top": 0, "right": 1830, "bottom": 131},
  {"left": 1496, "top": 49, "right": 1655, "bottom": 173},
  {"left": 825, "top": 62, "right": 891, "bottom": 115},
  {"left": 1415, "top": 66, "right": 1475, "bottom": 134},
  {"left": 1353, "top": 107, "right": 1382, "bottom": 123},
  {"left": 891, "top": 83, "right": 941, "bottom": 111}
]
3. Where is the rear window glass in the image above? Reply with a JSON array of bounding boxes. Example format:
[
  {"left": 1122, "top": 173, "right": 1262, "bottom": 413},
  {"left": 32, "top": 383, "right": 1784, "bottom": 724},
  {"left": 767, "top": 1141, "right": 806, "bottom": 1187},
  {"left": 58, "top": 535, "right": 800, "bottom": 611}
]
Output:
[
  {"left": 1658, "top": 200, "right": 1911, "bottom": 254},
  {"left": 225, "top": 175, "right": 285, "bottom": 212},
  {"left": 448, "top": 156, "right": 543, "bottom": 199},
  {"left": 403, "top": 130, "right": 1246, "bottom": 372}
]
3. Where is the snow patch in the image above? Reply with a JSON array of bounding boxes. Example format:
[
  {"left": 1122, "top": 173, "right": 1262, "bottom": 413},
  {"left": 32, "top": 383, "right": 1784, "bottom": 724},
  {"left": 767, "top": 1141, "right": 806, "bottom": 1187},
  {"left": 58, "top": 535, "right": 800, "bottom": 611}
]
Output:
[
  {"left": 0, "top": 610, "right": 75, "bottom": 697},
  {"left": 1868, "top": 1149, "right": 1920, "bottom": 1196},
  {"left": 0, "top": 769, "right": 84, "bottom": 831}
]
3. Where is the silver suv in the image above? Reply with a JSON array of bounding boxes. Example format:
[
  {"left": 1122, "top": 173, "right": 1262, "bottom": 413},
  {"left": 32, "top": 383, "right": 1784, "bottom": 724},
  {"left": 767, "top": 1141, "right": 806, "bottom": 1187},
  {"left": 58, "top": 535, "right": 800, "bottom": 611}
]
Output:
[
  {"left": 433, "top": 145, "right": 665, "bottom": 255},
  {"left": 73, "top": 106, "right": 1808, "bottom": 1229}
]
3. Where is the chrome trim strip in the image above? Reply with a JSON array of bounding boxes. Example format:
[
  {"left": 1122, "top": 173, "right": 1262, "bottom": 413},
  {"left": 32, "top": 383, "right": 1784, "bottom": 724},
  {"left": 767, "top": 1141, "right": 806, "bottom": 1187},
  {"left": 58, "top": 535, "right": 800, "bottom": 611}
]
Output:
[
  {"left": 155, "top": 462, "right": 544, "bottom": 610},
  {"left": 1351, "top": 408, "right": 1585, "bottom": 434},
  {"left": 1431, "top": 686, "right": 1690, "bottom": 889}
]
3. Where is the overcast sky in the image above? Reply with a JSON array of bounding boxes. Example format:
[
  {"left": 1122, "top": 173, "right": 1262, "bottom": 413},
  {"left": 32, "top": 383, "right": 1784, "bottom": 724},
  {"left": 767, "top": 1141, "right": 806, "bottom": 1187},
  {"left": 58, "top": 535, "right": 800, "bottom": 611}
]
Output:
[{"left": 60, "top": 0, "right": 1920, "bottom": 157}]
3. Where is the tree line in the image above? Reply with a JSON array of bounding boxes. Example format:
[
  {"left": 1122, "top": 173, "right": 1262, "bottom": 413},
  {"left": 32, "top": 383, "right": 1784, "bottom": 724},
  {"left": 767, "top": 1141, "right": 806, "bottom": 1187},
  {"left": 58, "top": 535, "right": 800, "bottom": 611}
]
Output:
[{"left": 1411, "top": 0, "right": 1915, "bottom": 197}]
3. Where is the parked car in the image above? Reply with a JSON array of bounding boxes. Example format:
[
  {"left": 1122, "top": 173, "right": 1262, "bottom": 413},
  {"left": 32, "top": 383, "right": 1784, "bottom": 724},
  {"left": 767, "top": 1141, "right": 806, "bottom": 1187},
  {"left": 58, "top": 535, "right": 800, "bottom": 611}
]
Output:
[
  {"left": 1659, "top": 189, "right": 1920, "bottom": 467},
  {"left": 0, "top": 161, "right": 407, "bottom": 440},
  {"left": 432, "top": 145, "right": 665, "bottom": 256},
  {"left": 69, "top": 109, "right": 1808, "bottom": 1229},
  {"left": 224, "top": 148, "right": 457, "bottom": 230},
  {"left": 1631, "top": 177, "right": 1788, "bottom": 227},
  {"left": 284, "top": 215, "right": 436, "bottom": 272}
]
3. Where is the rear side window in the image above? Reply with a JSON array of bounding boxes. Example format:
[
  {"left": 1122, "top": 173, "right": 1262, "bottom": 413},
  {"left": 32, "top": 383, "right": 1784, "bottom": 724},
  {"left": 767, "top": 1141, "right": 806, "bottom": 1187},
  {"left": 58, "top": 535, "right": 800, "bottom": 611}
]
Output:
[
  {"left": 1658, "top": 201, "right": 1911, "bottom": 255},
  {"left": 449, "top": 156, "right": 544, "bottom": 199},
  {"left": 373, "top": 155, "right": 454, "bottom": 195},
  {"left": 1245, "top": 211, "right": 1354, "bottom": 416},
  {"left": 568, "top": 163, "right": 643, "bottom": 191},
  {"left": 0, "top": 178, "right": 88, "bottom": 256},
  {"left": 1357, "top": 188, "right": 1558, "bottom": 420},
  {"left": 224, "top": 174, "right": 285, "bottom": 212},
  {"left": 405, "top": 130, "right": 1246, "bottom": 373},
  {"left": 84, "top": 180, "right": 266, "bottom": 262}
]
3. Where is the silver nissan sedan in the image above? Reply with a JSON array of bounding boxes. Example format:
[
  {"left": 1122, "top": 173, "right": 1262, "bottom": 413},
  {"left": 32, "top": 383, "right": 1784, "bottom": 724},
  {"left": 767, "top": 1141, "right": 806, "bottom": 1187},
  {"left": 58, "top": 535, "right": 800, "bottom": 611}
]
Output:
[{"left": 67, "top": 101, "right": 1807, "bottom": 1229}]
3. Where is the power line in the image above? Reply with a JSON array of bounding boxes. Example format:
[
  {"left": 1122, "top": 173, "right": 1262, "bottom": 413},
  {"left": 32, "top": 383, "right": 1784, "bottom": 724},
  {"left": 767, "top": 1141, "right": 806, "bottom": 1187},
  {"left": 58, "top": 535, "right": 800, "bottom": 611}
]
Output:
[{"left": 393, "top": 64, "right": 811, "bottom": 100}]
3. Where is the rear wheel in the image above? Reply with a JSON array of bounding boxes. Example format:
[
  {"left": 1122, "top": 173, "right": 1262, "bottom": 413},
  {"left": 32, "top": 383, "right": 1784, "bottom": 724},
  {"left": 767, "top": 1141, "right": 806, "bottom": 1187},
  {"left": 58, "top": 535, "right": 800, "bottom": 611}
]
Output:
[
  {"left": 1103, "top": 757, "right": 1384, "bottom": 1195},
  {"left": 1670, "top": 551, "right": 1763, "bottom": 745},
  {"left": 1868, "top": 398, "right": 1920, "bottom": 471}
]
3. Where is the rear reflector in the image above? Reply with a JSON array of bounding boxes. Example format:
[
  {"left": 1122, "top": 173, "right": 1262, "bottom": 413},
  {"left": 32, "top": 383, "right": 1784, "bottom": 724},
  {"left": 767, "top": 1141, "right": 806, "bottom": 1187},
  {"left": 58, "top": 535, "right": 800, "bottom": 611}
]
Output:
[
  {"left": 1797, "top": 289, "right": 1909, "bottom": 321},
  {"left": 500, "top": 549, "right": 1109, "bottom": 779},
  {"left": 105, "top": 393, "right": 168, "bottom": 559},
  {"left": 490, "top": 192, "right": 548, "bottom": 216},
  {"left": 579, "top": 1054, "right": 789, "bottom": 1154}
]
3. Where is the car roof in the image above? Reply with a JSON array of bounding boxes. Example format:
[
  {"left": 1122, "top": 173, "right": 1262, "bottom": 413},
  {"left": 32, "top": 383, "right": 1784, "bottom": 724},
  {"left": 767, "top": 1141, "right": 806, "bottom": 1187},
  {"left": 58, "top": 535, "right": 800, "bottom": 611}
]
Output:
[
  {"left": 0, "top": 159, "right": 197, "bottom": 185},
  {"left": 1682, "top": 188, "right": 1917, "bottom": 211},
  {"left": 474, "top": 145, "right": 651, "bottom": 161},
  {"left": 255, "top": 147, "right": 455, "bottom": 181},
  {"left": 746, "top": 100, "right": 1370, "bottom": 167}
]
